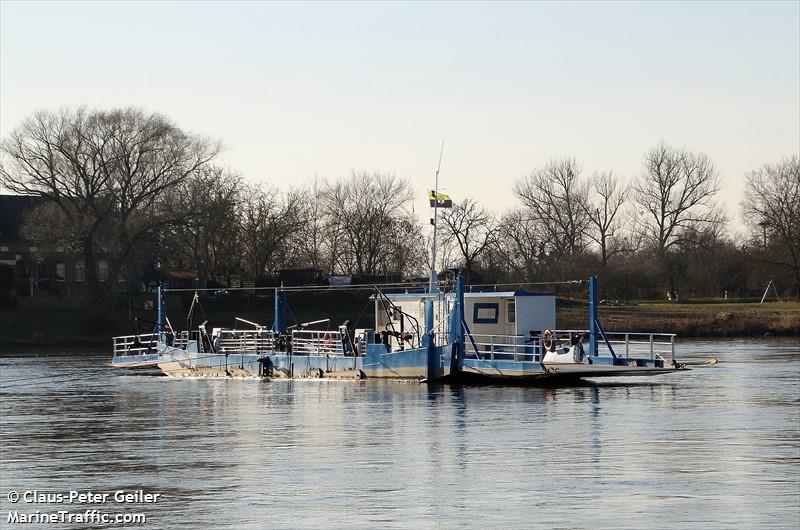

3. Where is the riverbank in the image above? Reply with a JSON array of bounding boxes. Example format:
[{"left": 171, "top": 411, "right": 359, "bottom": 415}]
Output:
[
  {"left": 558, "top": 299, "right": 800, "bottom": 337},
  {"left": 1, "top": 297, "right": 798, "bottom": 353}
]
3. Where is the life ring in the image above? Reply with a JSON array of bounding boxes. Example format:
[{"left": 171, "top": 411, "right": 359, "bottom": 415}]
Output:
[{"left": 542, "top": 330, "right": 555, "bottom": 352}]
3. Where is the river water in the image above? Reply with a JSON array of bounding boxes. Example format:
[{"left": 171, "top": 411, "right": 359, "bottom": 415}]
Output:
[{"left": 1, "top": 338, "right": 798, "bottom": 529}]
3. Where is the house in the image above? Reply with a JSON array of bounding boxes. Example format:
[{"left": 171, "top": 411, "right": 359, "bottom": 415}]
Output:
[
  {"left": 0, "top": 194, "right": 127, "bottom": 301},
  {"left": 141, "top": 269, "right": 198, "bottom": 291}
]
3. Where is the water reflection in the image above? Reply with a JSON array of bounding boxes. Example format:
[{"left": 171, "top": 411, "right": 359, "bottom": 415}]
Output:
[{"left": 1, "top": 338, "right": 798, "bottom": 529}]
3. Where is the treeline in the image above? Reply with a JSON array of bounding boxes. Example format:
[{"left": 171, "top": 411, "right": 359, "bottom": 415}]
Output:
[{"left": 1, "top": 107, "right": 798, "bottom": 306}]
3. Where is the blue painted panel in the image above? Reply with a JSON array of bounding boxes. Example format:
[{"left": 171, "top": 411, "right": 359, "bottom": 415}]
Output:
[
  {"left": 362, "top": 344, "right": 431, "bottom": 379},
  {"left": 473, "top": 302, "right": 499, "bottom": 324}
]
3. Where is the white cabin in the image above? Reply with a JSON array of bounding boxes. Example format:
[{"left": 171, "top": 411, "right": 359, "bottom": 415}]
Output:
[{"left": 373, "top": 291, "right": 556, "bottom": 350}]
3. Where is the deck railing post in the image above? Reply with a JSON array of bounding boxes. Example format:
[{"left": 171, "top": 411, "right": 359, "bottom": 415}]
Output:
[
  {"left": 650, "top": 334, "right": 654, "bottom": 360},
  {"left": 625, "top": 334, "right": 629, "bottom": 358},
  {"left": 156, "top": 284, "right": 164, "bottom": 333},
  {"left": 671, "top": 335, "right": 675, "bottom": 361},
  {"left": 588, "top": 276, "right": 598, "bottom": 356},
  {"left": 513, "top": 335, "right": 517, "bottom": 363}
]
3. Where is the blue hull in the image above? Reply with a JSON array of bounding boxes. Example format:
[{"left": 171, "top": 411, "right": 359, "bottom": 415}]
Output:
[{"left": 361, "top": 344, "right": 451, "bottom": 380}]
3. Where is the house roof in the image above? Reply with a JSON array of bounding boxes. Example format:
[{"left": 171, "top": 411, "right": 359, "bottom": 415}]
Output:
[
  {"left": 161, "top": 270, "right": 198, "bottom": 280},
  {"left": 142, "top": 269, "right": 198, "bottom": 281}
]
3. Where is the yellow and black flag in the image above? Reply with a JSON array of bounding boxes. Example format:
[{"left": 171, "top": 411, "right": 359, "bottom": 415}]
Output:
[{"left": 429, "top": 190, "right": 453, "bottom": 208}]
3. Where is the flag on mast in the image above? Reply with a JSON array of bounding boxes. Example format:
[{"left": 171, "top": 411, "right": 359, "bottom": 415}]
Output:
[{"left": 429, "top": 190, "right": 453, "bottom": 208}]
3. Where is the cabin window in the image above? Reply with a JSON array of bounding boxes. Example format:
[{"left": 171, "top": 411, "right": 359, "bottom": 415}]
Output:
[
  {"left": 75, "top": 261, "right": 85, "bottom": 282},
  {"left": 98, "top": 260, "right": 109, "bottom": 282},
  {"left": 473, "top": 303, "right": 499, "bottom": 324},
  {"left": 55, "top": 262, "right": 66, "bottom": 282},
  {"left": 507, "top": 301, "right": 515, "bottom": 323}
]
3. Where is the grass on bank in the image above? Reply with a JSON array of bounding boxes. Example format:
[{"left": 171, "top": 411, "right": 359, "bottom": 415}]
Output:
[{"left": 558, "top": 299, "right": 800, "bottom": 337}]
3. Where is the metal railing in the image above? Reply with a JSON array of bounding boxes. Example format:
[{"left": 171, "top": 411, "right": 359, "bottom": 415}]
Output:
[
  {"left": 465, "top": 334, "right": 542, "bottom": 362},
  {"left": 461, "top": 330, "right": 677, "bottom": 362},
  {"left": 171, "top": 331, "right": 191, "bottom": 350},
  {"left": 214, "top": 329, "right": 275, "bottom": 355},
  {"left": 595, "top": 331, "right": 676, "bottom": 361},
  {"left": 291, "top": 330, "right": 347, "bottom": 355},
  {"left": 431, "top": 331, "right": 450, "bottom": 348},
  {"left": 112, "top": 333, "right": 160, "bottom": 357}
]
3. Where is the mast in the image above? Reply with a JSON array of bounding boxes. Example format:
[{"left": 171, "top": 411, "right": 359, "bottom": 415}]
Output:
[{"left": 429, "top": 139, "right": 445, "bottom": 294}]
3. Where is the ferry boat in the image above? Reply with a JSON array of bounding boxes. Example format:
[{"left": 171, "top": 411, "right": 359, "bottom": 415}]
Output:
[{"left": 111, "top": 275, "right": 686, "bottom": 383}]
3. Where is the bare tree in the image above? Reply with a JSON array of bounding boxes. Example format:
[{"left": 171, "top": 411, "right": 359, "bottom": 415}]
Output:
[
  {"left": 166, "top": 166, "right": 242, "bottom": 286},
  {"left": 379, "top": 213, "right": 427, "bottom": 279},
  {"left": 0, "top": 107, "right": 220, "bottom": 307},
  {"left": 513, "top": 158, "right": 591, "bottom": 256},
  {"left": 584, "top": 171, "right": 633, "bottom": 268},
  {"left": 238, "top": 185, "right": 305, "bottom": 278},
  {"left": 320, "top": 172, "right": 413, "bottom": 277},
  {"left": 294, "top": 178, "right": 329, "bottom": 272},
  {"left": 742, "top": 155, "right": 800, "bottom": 297},
  {"left": 633, "top": 142, "right": 723, "bottom": 290},
  {"left": 496, "top": 209, "right": 547, "bottom": 282},
  {"left": 634, "top": 142, "right": 723, "bottom": 254},
  {"left": 440, "top": 198, "right": 499, "bottom": 282}
]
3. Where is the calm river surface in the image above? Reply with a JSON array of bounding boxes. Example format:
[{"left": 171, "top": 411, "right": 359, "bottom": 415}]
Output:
[{"left": 1, "top": 338, "right": 798, "bottom": 529}]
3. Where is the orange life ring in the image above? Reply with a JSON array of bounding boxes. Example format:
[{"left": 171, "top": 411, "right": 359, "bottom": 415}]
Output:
[{"left": 542, "top": 330, "right": 555, "bottom": 352}]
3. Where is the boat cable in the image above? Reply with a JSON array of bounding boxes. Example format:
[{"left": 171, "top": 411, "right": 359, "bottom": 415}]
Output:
[
  {"left": 161, "top": 282, "right": 430, "bottom": 293},
  {"left": 465, "top": 280, "right": 586, "bottom": 290},
  {"left": 349, "top": 295, "right": 376, "bottom": 332},
  {"left": 160, "top": 279, "right": 585, "bottom": 294}
]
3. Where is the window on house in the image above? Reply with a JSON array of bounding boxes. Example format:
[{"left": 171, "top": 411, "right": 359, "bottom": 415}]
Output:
[
  {"left": 98, "top": 260, "right": 109, "bottom": 282},
  {"left": 0, "top": 246, "right": 8, "bottom": 252},
  {"left": 75, "top": 261, "right": 85, "bottom": 282},
  {"left": 56, "top": 262, "right": 66, "bottom": 282},
  {"left": 508, "top": 301, "right": 516, "bottom": 323},
  {"left": 117, "top": 265, "right": 127, "bottom": 283}
]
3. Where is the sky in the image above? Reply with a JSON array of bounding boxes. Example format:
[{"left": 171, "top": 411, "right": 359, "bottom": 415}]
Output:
[{"left": 1, "top": 1, "right": 798, "bottom": 232}]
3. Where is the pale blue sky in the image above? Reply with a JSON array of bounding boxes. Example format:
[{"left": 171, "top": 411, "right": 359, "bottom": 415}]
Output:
[{"left": 1, "top": 1, "right": 798, "bottom": 230}]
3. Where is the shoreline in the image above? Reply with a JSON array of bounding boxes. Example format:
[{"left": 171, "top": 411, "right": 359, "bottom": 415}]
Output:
[{"left": 1, "top": 300, "right": 797, "bottom": 355}]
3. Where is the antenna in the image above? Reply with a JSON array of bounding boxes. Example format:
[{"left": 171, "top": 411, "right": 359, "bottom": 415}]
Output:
[{"left": 429, "top": 138, "right": 445, "bottom": 294}]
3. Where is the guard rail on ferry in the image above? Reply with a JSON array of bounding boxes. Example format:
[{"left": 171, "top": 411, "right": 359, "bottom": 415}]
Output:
[
  {"left": 291, "top": 330, "right": 349, "bottom": 355},
  {"left": 214, "top": 329, "right": 275, "bottom": 355},
  {"left": 112, "top": 333, "right": 160, "bottom": 357},
  {"left": 463, "top": 330, "right": 676, "bottom": 362}
]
